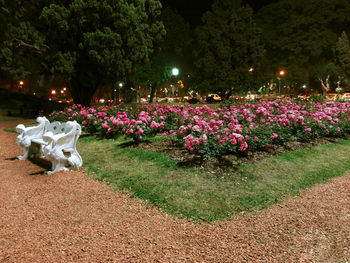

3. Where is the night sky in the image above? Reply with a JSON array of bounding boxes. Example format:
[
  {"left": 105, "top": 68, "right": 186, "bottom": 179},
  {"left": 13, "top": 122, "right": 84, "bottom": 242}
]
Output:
[{"left": 161, "top": 0, "right": 280, "bottom": 26}]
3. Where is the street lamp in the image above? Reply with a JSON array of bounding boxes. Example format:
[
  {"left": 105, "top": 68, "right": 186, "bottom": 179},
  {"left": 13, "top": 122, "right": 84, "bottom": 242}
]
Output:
[
  {"left": 278, "top": 70, "right": 286, "bottom": 95},
  {"left": 171, "top": 68, "right": 179, "bottom": 97},
  {"left": 172, "top": 67, "right": 179, "bottom": 76},
  {"left": 18, "top": 80, "right": 24, "bottom": 91}
]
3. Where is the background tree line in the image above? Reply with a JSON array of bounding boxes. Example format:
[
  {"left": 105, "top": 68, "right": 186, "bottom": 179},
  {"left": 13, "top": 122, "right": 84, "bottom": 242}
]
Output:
[{"left": 1, "top": 0, "right": 350, "bottom": 105}]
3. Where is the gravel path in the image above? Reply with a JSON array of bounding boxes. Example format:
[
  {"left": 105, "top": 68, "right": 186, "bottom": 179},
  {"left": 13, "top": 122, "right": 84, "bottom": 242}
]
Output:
[{"left": 1, "top": 120, "right": 350, "bottom": 262}]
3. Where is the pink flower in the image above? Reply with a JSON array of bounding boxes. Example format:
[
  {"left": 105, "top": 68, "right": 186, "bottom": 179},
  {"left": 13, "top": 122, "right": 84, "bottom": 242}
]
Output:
[
  {"left": 271, "top": 133, "right": 278, "bottom": 139},
  {"left": 240, "top": 142, "right": 248, "bottom": 151}
]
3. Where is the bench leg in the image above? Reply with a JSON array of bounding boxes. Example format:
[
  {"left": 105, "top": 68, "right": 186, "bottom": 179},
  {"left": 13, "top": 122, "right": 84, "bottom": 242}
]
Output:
[
  {"left": 17, "top": 147, "right": 29, "bottom": 160},
  {"left": 47, "top": 158, "right": 69, "bottom": 175}
]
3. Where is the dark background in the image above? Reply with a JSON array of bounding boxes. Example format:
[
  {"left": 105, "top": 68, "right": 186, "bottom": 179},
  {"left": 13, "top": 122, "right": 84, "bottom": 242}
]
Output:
[{"left": 160, "top": 0, "right": 279, "bottom": 25}]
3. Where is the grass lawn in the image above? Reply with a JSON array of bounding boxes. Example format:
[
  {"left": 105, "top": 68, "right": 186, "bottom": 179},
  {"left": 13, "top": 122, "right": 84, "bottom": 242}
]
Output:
[
  {"left": 3, "top": 92, "right": 350, "bottom": 222},
  {"left": 77, "top": 136, "right": 350, "bottom": 222}
]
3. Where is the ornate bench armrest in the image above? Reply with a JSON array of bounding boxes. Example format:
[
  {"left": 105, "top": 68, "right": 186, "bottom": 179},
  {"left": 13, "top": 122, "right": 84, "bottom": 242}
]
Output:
[
  {"left": 16, "top": 117, "right": 50, "bottom": 160},
  {"left": 16, "top": 117, "right": 49, "bottom": 138}
]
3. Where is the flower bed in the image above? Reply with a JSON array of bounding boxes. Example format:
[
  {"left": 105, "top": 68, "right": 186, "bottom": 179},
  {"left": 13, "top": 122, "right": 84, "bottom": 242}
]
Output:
[{"left": 47, "top": 100, "right": 350, "bottom": 159}]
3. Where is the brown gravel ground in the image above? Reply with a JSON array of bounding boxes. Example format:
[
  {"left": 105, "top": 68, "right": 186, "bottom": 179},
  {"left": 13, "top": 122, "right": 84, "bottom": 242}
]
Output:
[{"left": 1, "top": 121, "right": 350, "bottom": 263}]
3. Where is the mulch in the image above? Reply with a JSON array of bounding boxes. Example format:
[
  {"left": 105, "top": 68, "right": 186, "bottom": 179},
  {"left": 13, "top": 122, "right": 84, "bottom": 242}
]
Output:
[{"left": 1, "top": 120, "right": 349, "bottom": 262}]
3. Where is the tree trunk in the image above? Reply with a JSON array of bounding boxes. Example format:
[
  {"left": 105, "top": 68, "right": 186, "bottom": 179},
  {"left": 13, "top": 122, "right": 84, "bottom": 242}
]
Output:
[
  {"left": 115, "top": 86, "right": 120, "bottom": 104},
  {"left": 69, "top": 80, "right": 97, "bottom": 106},
  {"left": 37, "top": 75, "right": 47, "bottom": 98},
  {"left": 149, "top": 85, "right": 156, "bottom": 103},
  {"left": 10, "top": 79, "right": 15, "bottom": 91},
  {"left": 225, "top": 89, "right": 232, "bottom": 100},
  {"left": 111, "top": 84, "right": 120, "bottom": 104},
  {"left": 319, "top": 76, "right": 330, "bottom": 96}
]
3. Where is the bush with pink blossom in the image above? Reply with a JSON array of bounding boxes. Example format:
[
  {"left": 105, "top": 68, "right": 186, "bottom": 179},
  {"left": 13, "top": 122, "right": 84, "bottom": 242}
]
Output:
[{"left": 46, "top": 99, "right": 350, "bottom": 159}]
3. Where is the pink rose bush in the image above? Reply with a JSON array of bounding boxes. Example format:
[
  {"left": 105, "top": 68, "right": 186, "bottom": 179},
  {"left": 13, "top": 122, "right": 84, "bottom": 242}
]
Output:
[{"left": 47, "top": 99, "right": 350, "bottom": 159}]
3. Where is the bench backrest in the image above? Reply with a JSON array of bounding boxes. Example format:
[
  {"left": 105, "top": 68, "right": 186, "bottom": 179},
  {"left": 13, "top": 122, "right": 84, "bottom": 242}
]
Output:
[{"left": 46, "top": 121, "right": 73, "bottom": 135}]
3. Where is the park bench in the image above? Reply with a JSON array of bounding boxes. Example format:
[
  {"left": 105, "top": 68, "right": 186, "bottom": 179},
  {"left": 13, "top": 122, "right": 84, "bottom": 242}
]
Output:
[{"left": 16, "top": 117, "right": 83, "bottom": 174}]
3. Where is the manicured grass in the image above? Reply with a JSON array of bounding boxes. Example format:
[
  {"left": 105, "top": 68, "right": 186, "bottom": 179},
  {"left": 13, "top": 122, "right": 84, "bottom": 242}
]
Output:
[{"left": 77, "top": 136, "right": 350, "bottom": 221}]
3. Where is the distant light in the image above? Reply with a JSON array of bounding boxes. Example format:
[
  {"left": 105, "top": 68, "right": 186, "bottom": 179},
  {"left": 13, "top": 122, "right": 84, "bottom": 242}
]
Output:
[
  {"left": 51, "top": 89, "right": 56, "bottom": 95},
  {"left": 33, "top": 92, "right": 36, "bottom": 96},
  {"left": 119, "top": 82, "right": 123, "bottom": 87},
  {"left": 172, "top": 67, "right": 179, "bottom": 76},
  {"left": 48, "top": 98, "right": 52, "bottom": 101},
  {"left": 279, "top": 70, "right": 285, "bottom": 76},
  {"left": 19, "top": 80, "right": 24, "bottom": 85},
  {"left": 61, "top": 90, "right": 64, "bottom": 94},
  {"left": 302, "top": 85, "right": 307, "bottom": 89},
  {"left": 114, "top": 89, "right": 117, "bottom": 92},
  {"left": 99, "top": 99, "right": 105, "bottom": 103},
  {"left": 63, "top": 87, "right": 67, "bottom": 91},
  {"left": 248, "top": 67, "right": 254, "bottom": 72}
]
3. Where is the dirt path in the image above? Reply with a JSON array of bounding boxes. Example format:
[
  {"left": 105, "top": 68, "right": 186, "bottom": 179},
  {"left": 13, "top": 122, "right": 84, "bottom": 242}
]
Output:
[{"left": 1, "top": 120, "right": 350, "bottom": 262}]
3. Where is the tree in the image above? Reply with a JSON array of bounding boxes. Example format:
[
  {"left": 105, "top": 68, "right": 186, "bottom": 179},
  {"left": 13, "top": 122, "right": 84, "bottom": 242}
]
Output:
[
  {"left": 194, "top": 0, "right": 265, "bottom": 98},
  {"left": 257, "top": 0, "right": 350, "bottom": 92},
  {"left": 131, "top": 56, "right": 172, "bottom": 103},
  {"left": 0, "top": 0, "right": 165, "bottom": 105},
  {"left": 310, "top": 63, "right": 341, "bottom": 95},
  {"left": 335, "top": 32, "right": 350, "bottom": 88},
  {"left": 130, "top": 7, "right": 193, "bottom": 102},
  {"left": 0, "top": 1, "right": 46, "bottom": 89}
]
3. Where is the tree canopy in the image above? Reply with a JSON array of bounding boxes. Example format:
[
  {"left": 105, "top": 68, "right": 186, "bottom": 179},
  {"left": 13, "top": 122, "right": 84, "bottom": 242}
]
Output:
[
  {"left": 0, "top": 0, "right": 165, "bottom": 105},
  {"left": 130, "top": 7, "right": 193, "bottom": 102},
  {"left": 336, "top": 32, "right": 350, "bottom": 84},
  {"left": 257, "top": 0, "right": 350, "bottom": 90},
  {"left": 194, "top": 0, "right": 265, "bottom": 97}
]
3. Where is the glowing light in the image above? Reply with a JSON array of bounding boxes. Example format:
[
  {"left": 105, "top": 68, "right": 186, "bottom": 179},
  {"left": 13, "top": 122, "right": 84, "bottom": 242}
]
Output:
[
  {"left": 61, "top": 90, "right": 64, "bottom": 94},
  {"left": 279, "top": 70, "right": 285, "bottom": 76},
  {"left": 119, "top": 82, "right": 123, "bottom": 87},
  {"left": 302, "top": 85, "right": 307, "bottom": 89},
  {"left": 19, "top": 80, "right": 24, "bottom": 85},
  {"left": 99, "top": 98, "right": 105, "bottom": 103},
  {"left": 172, "top": 67, "right": 179, "bottom": 76},
  {"left": 248, "top": 67, "right": 254, "bottom": 72},
  {"left": 63, "top": 87, "right": 67, "bottom": 91},
  {"left": 51, "top": 89, "right": 56, "bottom": 95}
]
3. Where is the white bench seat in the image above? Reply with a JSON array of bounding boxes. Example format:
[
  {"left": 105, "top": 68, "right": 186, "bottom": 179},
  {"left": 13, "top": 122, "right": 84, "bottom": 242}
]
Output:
[
  {"left": 31, "top": 138, "right": 48, "bottom": 145},
  {"left": 16, "top": 117, "right": 83, "bottom": 174}
]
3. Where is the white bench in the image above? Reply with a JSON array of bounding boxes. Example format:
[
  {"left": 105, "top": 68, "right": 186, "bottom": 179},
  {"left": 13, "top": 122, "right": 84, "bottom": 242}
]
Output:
[
  {"left": 16, "top": 116, "right": 50, "bottom": 160},
  {"left": 16, "top": 117, "right": 83, "bottom": 174}
]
